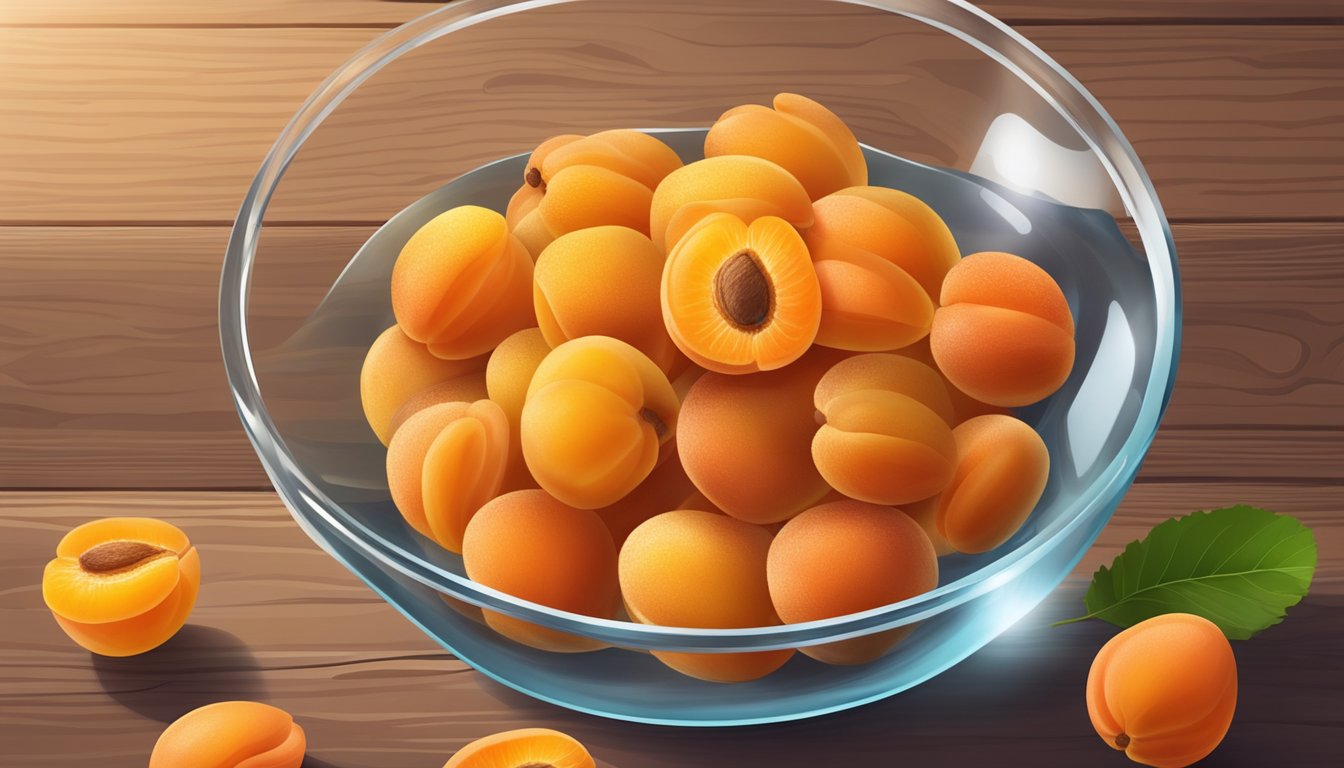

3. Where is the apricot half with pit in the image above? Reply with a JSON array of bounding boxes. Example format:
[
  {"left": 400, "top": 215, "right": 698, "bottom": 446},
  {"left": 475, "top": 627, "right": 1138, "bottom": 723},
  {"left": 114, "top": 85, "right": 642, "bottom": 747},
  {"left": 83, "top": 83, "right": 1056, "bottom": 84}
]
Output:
[
  {"left": 444, "top": 728, "right": 595, "bottom": 768},
  {"left": 42, "top": 517, "right": 200, "bottom": 657}
]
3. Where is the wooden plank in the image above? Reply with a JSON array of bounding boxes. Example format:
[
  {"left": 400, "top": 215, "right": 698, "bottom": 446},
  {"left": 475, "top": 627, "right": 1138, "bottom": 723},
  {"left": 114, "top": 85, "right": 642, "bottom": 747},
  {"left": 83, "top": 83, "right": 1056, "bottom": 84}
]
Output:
[
  {"left": 3, "top": 223, "right": 1341, "bottom": 488},
  {"left": 0, "top": 23, "right": 1340, "bottom": 223},
  {"left": 0, "top": 486, "right": 1338, "bottom": 765},
  {"left": 1, "top": 0, "right": 1340, "bottom": 26}
]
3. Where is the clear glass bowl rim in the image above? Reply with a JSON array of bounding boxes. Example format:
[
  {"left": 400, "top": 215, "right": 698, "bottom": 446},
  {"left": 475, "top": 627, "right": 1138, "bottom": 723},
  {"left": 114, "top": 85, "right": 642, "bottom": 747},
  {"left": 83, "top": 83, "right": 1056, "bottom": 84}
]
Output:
[{"left": 220, "top": 0, "right": 1181, "bottom": 652}]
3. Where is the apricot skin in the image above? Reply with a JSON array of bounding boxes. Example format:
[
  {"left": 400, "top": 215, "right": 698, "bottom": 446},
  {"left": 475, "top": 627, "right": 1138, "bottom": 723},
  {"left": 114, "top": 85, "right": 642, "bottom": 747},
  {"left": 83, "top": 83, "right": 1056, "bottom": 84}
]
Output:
[
  {"left": 810, "top": 236, "right": 934, "bottom": 352},
  {"left": 391, "top": 205, "right": 535, "bottom": 360},
  {"left": 522, "top": 336, "right": 678, "bottom": 509},
  {"left": 462, "top": 490, "right": 619, "bottom": 653},
  {"left": 1087, "top": 614, "right": 1237, "bottom": 768},
  {"left": 485, "top": 327, "right": 551, "bottom": 491},
  {"left": 42, "top": 517, "right": 200, "bottom": 657},
  {"left": 768, "top": 500, "right": 938, "bottom": 664},
  {"left": 534, "top": 226, "right": 678, "bottom": 373},
  {"left": 387, "top": 371, "right": 489, "bottom": 437},
  {"left": 620, "top": 510, "right": 794, "bottom": 682},
  {"left": 898, "top": 336, "right": 1010, "bottom": 423},
  {"left": 149, "top": 701, "right": 305, "bottom": 768},
  {"left": 815, "top": 353, "right": 955, "bottom": 425},
  {"left": 937, "top": 414, "right": 1049, "bottom": 554},
  {"left": 650, "top": 155, "right": 814, "bottom": 252},
  {"left": 443, "top": 727, "right": 595, "bottom": 768},
  {"left": 930, "top": 251, "right": 1075, "bottom": 407},
  {"left": 360, "top": 325, "right": 488, "bottom": 446},
  {"left": 678, "top": 348, "right": 842, "bottom": 524},
  {"left": 596, "top": 441, "right": 697, "bottom": 547},
  {"left": 705, "top": 93, "right": 867, "bottom": 200}
]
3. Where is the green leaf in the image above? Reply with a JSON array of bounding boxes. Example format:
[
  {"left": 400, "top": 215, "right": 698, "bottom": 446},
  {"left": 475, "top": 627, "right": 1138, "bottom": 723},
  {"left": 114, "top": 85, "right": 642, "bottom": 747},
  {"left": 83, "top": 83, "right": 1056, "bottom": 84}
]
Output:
[{"left": 1055, "top": 505, "right": 1316, "bottom": 639}]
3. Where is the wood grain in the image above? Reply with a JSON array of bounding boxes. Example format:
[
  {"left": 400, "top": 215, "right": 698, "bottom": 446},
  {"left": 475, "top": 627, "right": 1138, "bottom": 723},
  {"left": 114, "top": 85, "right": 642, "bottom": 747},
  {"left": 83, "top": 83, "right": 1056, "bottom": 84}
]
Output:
[
  {"left": 3, "top": 223, "right": 1340, "bottom": 488},
  {"left": 3, "top": 0, "right": 1341, "bottom": 26},
  {"left": 1, "top": 23, "right": 1340, "bottom": 223},
  {"left": 0, "top": 487, "right": 1338, "bottom": 766}
]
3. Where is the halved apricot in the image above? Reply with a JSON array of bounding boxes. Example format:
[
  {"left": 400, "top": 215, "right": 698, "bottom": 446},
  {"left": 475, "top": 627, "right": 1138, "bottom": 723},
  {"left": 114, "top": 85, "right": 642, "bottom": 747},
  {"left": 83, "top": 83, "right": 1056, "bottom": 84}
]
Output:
[
  {"left": 662, "top": 213, "right": 821, "bottom": 374},
  {"left": 768, "top": 500, "right": 937, "bottom": 664},
  {"left": 650, "top": 155, "right": 813, "bottom": 251},
  {"left": 150, "top": 701, "right": 305, "bottom": 768},
  {"left": 930, "top": 251, "right": 1075, "bottom": 407},
  {"left": 937, "top": 414, "right": 1049, "bottom": 554},
  {"left": 443, "top": 727, "right": 595, "bottom": 768},
  {"left": 522, "top": 336, "right": 678, "bottom": 509},
  {"left": 534, "top": 226, "right": 678, "bottom": 373},
  {"left": 386, "top": 400, "right": 510, "bottom": 552},
  {"left": 621, "top": 510, "right": 794, "bottom": 682},
  {"left": 462, "top": 490, "right": 619, "bottom": 653},
  {"left": 360, "top": 325, "right": 488, "bottom": 445},
  {"left": 705, "top": 93, "right": 866, "bottom": 200},
  {"left": 391, "top": 205, "right": 534, "bottom": 360},
  {"left": 486, "top": 327, "right": 551, "bottom": 491}
]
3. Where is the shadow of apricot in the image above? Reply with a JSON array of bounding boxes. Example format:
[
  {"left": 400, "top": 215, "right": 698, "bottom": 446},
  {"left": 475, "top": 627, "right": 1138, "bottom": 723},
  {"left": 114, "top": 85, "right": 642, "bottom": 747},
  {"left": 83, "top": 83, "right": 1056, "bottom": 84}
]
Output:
[{"left": 91, "top": 624, "right": 266, "bottom": 723}]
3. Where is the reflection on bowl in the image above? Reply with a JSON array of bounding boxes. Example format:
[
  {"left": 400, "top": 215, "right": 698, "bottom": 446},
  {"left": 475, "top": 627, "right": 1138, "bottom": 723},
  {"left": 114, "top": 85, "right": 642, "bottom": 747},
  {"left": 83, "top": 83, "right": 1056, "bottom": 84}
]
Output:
[{"left": 222, "top": 0, "right": 1178, "bottom": 725}]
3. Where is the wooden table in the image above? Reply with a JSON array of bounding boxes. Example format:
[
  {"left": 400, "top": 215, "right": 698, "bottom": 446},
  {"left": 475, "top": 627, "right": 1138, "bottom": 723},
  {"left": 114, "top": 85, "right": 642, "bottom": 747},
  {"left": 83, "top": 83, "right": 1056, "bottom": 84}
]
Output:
[{"left": 1, "top": 1, "right": 1341, "bottom": 765}]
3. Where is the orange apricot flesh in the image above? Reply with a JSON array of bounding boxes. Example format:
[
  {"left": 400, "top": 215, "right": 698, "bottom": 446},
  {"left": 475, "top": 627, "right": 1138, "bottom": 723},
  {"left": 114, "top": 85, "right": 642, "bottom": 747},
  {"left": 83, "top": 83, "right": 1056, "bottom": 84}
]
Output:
[
  {"left": 443, "top": 727, "right": 595, "bottom": 768},
  {"left": 43, "top": 517, "right": 199, "bottom": 657},
  {"left": 930, "top": 251, "right": 1075, "bottom": 407},
  {"left": 1087, "top": 614, "right": 1237, "bottom": 768},
  {"left": 768, "top": 500, "right": 938, "bottom": 664},
  {"left": 810, "top": 236, "right": 934, "bottom": 351},
  {"left": 149, "top": 701, "right": 305, "bottom": 768},
  {"left": 521, "top": 336, "right": 678, "bottom": 509},
  {"left": 391, "top": 205, "right": 535, "bottom": 360},
  {"left": 805, "top": 187, "right": 959, "bottom": 300},
  {"left": 462, "top": 490, "right": 619, "bottom": 653},
  {"left": 620, "top": 510, "right": 794, "bottom": 682},
  {"left": 486, "top": 327, "right": 551, "bottom": 491},
  {"left": 386, "top": 400, "right": 510, "bottom": 552},
  {"left": 360, "top": 324, "right": 488, "bottom": 445},
  {"left": 534, "top": 226, "right": 678, "bottom": 373},
  {"left": 650, "top": 155, "right": 814, "bottom": 252},
  {"left": 938, "top": 414, "right": 1049, "bottom": 554},
  {"left": 705, "top": 93, "right": 867, "bottom": 200},
  {"left": 662, "top": 213, "right": 821, "bottom": 374},
  {"left": 677, "top": 347, "right": 842, "bottom": 524}
]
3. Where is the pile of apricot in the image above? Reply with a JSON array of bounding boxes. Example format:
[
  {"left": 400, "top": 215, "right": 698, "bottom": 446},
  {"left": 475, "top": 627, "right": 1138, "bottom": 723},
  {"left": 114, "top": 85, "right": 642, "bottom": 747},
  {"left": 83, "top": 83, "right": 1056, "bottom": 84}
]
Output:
[{"left": 361, "top": 93, "right": 1076, "bottom": 682}]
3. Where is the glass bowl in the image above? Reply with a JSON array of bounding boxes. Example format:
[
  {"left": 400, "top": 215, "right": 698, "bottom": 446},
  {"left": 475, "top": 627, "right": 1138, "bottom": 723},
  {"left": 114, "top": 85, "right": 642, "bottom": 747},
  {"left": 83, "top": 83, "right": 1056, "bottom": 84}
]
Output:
[{"left": 221, "top": 0, "right": 1180, "bottom": 726}]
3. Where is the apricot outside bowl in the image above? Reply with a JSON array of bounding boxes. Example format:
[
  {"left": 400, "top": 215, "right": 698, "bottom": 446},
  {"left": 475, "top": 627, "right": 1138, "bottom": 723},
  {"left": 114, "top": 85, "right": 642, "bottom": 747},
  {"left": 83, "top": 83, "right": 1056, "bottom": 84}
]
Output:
[{"left": 221, "top": 0, "right": 1179, "bottom": 726}]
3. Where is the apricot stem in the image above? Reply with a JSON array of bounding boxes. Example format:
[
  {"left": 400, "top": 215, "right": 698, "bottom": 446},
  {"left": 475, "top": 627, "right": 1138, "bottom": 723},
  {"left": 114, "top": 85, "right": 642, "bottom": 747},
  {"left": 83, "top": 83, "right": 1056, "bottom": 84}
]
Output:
[
  {"left": 79, "top": 540, "right": 168, "bottom": 573},
  {"left": 525, "top": 167, "right": 545, "bottom": 191},
  {"left": 714, "top": 250, "right": 772, "bottom": 331},
  {"left": 640, "top": 406, "right": 669, "bottom": 439},
  {"left": 1115, "top": 733, "right": 1131, "bottom": 749}
]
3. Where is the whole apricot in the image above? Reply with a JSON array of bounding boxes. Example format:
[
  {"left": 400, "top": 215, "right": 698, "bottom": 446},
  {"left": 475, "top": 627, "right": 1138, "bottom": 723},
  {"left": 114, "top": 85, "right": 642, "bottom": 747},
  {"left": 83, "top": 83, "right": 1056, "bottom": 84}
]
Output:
[
  {"left": 930, "top": 251, "right": 1075, "bottom": 406},
  {"left": 810, "top": 236, "right": 934, "bottom": 351},
  {"left": 678, "top": 348, "right": 842, "bottom": 524},
  {"left": 485, "top": 327, "right": 551, "bottom": 491},
  {"left": 391, "top": 205, "right": 535, "bottom": 359},
  {"left": 650, "top": 155, "right": 814, "bottom": 251},
  {"left": 705, "top": 93, "right": 867, "bottom": 200},
  {"left": 1087, "top": 614, "right": 1237, "bottom": 768},
  {"left": 444, "top": 728, "right": 595, "bottom": 768},
  {"left": 387, "top": 371, "right": 489, "bottom": 437},
  {"left": 522, "top": 336, "right": 678, "bottom": 509},
  {"left": 386, "top": 400, "right": 510, "bottom": 552},
  {"left": 768, "top": 500, "right": 937, "bottom": 664},
  {"left": 535, "top": 226, "right": 678, "bottom": 373},
  {"left": 897, "top": 336, "right": 1010, "bottom": 423},
  {"left": 149, "top": 701, "right": 305, "bottom": 768},
  {"left": 596, "top": 441, "right": 697, "bottom": 547},
  {"left": 662, "top": 213, "right": 822, "bottom": 374},
  {"left": 937, "top": 414, "right": 1049, "bottom": 554},
  {"left": 904, "top": 494, "right": 954, "bottom": 556},
  {"left": 360, "top": 325, "right": 488, "bottom": 445},
  {"left": 814, "top": 353, "right": 955, "bottom": 425},
  {"left": 805, "top": 186, "right": 960, "bottom": 300},
  {"left": 462, "top": 490, "right": 619, "bottom": 652},
  {"left": 42, "top": 517, "right": 200, "bottom": 657},
  {"left": 620, "top": 509, "right": 794, "bottom": 682}
]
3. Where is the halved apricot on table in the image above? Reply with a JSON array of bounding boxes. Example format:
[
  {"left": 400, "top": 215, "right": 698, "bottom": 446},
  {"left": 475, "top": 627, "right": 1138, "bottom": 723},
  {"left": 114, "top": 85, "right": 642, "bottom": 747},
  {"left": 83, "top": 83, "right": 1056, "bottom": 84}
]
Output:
[
  {"left": 391, "top": 205, "right": 535, "bottom": 360},
  {"left": 43, "top": 517, "right": 200, "bottom": 657},
  {"left": 522, "top": 336, "right": 678, "bottom": 509},
  {"left": 360, "top": 324, "right": 489, "bottom": 445},
  {"left": 620, "top": 509, "right": 794, "bottom": 682},
  {"left": 462, "top": 490, "right": 620, "bottom": 653},
  {"left": 937, "top": 414, "right": 1049, "bottom": 554},
  {"left": 386, "top": 400, "right": 510, "bottom": 552},
  {"left": 444, "top": 727, "right": 595, "bottom": 768},
  {"left": 662, "top": 213, "right": 821, "bottom": 374},
  {"left": 768, "top": 500, "right": 938, "bottom": 664},
  {"left": 705, "top": 93, "right": 867, "bottom": 200},
  {"left": 930, "top": 251, "right": 1075, "bottom": 407},
  {"left": 650, "top": 155, "right": 813, "bottom": 251},
  {"left": 150, "top": 701, "right": 305, "bottom": 768}
]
